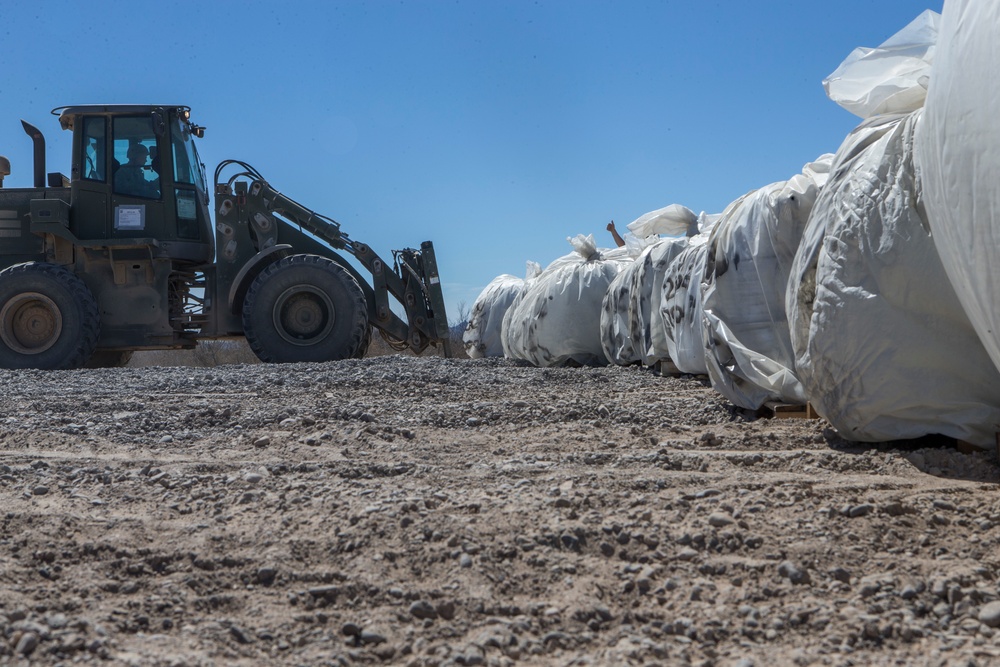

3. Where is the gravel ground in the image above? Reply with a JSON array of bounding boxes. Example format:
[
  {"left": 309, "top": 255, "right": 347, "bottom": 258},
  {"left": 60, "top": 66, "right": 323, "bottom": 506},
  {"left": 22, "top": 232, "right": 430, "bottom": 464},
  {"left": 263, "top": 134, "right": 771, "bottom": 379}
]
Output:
[{"left": 1, "top": 355, "right": 999, "bottom": 667}]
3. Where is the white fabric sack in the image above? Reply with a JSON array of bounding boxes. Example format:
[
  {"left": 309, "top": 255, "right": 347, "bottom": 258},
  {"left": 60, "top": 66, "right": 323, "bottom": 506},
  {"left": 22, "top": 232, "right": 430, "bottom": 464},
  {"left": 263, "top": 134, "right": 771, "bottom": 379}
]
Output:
[
  {"left": 787, "top": 110, "right": 1000, "bottom": 447},
  {"left": 601, "top": 263, "right": 641, "bottom": 366},
  {"left": 500, "top": 286, "right": 528, "bottom": 362},
  {"left": 622, "top": 231, "right": 659, "bottom": 258},
  {"left": 503, "top": 235, "right": 630, "bottom": 367},
  {"left": 916, "top": 0, "right": 1000, "bottom": 378},
  {"left": 601, "top": 237, "right": 690, "bottom": 366},
  {"left": 540, "top": 233, "right": 633, "bottom": 272},
  {"left": 626, "top": 204, "right": 699, "bottom": 239},
  {"left": 823, "top": 9, "right": 939, "bottom": 119},
  {"left": 695, "top": 211, "right": 722, "bottom": 236},
  {"left": 639, "top": 238, "right": 693, "bottom": 366},
  {"left": 701, "top": 155, "right": 833, "bottom": 409},
  {"left": 660, "top": 238, "right": 711, "bottom": 375},
  {"left": 463, "top": 262, "right": 542, "bottom": 358}
]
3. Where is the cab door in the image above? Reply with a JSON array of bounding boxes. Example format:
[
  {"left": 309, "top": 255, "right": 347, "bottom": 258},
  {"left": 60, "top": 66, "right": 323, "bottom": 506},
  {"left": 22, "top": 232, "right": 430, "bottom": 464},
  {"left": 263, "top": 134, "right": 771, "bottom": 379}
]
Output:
[
  {"left": 108, "top": 115, "right": 165, "bottom": 241},
  {"left": 71, "top": 115, "right": 110, "bottom": 240}
]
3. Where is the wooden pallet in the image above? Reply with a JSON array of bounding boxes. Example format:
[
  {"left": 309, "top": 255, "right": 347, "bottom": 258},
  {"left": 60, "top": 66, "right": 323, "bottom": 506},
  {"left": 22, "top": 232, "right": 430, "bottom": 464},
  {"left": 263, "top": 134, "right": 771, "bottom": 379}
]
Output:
[
  {"left": 760, "top": 401, "right": 819, "bottom": 420},
  {"left": 652, "top": 360, "right": 682, "bottom": 376},
  {"left": 954, "top": 432, "right": 1000, "bottom": 457},
  {"left": 955, "top": 439, "right": 979, "bottom": 455}
]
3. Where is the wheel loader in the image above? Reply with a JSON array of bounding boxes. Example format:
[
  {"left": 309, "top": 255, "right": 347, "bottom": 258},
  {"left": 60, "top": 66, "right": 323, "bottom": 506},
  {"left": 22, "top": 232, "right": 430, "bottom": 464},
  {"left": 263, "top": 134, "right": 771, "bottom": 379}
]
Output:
[{"left": 0, "top": 105, "right": 451, "bottom": 369}]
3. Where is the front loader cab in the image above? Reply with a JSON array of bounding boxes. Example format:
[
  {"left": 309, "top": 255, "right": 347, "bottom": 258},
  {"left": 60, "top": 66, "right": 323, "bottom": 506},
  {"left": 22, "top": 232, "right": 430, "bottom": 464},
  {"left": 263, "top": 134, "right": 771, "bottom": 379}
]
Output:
[
  {"left": 54, "top": 104, "right": 214, "bottom": 264},
  {"left": 0, "top": 105, "right": 220, "bottom": 369}
]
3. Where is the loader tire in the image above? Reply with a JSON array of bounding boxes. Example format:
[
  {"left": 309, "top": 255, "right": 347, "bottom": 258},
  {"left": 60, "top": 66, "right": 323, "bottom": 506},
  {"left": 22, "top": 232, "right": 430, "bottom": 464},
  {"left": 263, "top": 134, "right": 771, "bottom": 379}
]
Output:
[
  {"left": 353, "top": 325, "right": 372, "bottom": 359},
  {"left": 0, "top": 262, "right": 100, "bottom": 370},
  {"left": 242, "top": 254, "right": 369, "bottom": 363}
]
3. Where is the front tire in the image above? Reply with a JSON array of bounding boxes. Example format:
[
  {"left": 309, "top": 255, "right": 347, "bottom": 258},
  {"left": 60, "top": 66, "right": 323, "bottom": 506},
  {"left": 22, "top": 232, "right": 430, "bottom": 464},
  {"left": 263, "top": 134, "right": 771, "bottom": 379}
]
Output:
[
  {"left": 353, "top": 325, "right": 372, "bottom": 359},
  {"left": 0, "top": 262, "right": 100, "bottom": 369},
  {"left": 242, "top": 254, "right": 368, "bottom": 363}
]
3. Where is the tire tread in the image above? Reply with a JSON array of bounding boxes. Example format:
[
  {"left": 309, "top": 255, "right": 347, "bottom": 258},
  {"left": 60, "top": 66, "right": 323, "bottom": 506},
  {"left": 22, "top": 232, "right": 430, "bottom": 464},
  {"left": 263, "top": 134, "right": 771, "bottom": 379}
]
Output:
[
  {"left": 0, "top": 262, "right": 100, "bottom": 369},
  {"left": 242, "top": 254, "right": 368, "bottom": 363}
]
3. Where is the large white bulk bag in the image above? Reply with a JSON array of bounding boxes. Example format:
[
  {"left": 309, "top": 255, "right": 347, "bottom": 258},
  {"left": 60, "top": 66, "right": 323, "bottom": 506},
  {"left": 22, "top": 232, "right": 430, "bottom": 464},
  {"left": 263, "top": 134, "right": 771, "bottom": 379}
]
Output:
[
  {"left": 660, "top": 239, "right": 711, "bottom": 375},
  {"left": 503, "top": 235, "right": 630, "bottom": 367},
  {"left": 500, "top": 287, "right": 528, "bottom": 362},
  {"left": 601, "top": 237, "right": 690, "bottom": 366},
  {"left": 626, "top": 204, "right": 699, "bottom": 239},
  {"left": 787, "top": 110, "right": 1000, "bottom": 447},
  {"left": 916, "top": 0, "right": 1000, "bottom": 378},
  {"left": 701, "top": 156, "right": 832, "bottom": 409},
  {"left": 638, "top": 238, "right": 693, "bottom": 366},
  {"left": 463, "top": 262, "right": 541, "bottom": 358},
  {"left": 601, "top": 263, "right": 640, "bottom": 366},
  {"left": 823, "top": 9, "right": 940, "bottom": 119}
]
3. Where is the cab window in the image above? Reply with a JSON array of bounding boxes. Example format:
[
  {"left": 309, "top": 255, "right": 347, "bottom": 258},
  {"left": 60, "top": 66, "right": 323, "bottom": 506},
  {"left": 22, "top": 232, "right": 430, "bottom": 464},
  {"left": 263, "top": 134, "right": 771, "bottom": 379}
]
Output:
[
  {"left": 112, "top": 116, "right": 161, "bottom": 199},
  {"left": 82, "top": 117, "right": 106, "bottom": 182},
  {"left": 171, "top": 116, "right": 208, "bottom": 192}
]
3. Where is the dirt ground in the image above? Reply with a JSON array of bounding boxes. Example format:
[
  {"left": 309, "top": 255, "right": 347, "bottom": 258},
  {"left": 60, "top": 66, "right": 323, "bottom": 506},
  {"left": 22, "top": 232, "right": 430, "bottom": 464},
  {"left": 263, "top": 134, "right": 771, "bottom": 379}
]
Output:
[{"left": 1, "top": 355, "right": 999, "bottom": 667}]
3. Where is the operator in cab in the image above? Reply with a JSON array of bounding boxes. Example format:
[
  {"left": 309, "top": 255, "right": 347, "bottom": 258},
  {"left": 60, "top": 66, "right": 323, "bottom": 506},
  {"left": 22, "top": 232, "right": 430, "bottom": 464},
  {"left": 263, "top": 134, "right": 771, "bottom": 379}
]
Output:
[{"left": 114, "top": 143, "right": 159, "bottom": 198}]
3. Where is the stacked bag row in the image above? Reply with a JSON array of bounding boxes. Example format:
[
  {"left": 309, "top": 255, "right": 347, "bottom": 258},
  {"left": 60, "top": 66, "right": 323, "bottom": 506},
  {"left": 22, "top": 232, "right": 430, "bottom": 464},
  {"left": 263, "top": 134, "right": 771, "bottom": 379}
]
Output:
[{"left": 463, "top": 0, "right": 1000, "bottom": 450}]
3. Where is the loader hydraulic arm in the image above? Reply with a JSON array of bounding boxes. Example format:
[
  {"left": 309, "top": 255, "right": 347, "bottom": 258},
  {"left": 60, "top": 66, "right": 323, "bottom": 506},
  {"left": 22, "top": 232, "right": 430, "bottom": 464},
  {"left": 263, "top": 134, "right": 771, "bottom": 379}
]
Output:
[{"left": 215, "top": 161, "right": 451, "bottom": 356}]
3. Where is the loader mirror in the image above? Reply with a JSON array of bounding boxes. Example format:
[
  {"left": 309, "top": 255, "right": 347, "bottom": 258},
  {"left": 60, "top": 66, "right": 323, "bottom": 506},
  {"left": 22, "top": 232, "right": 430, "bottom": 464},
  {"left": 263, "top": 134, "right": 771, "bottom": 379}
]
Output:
[{"left": 151, "top": 111, "right": 166, "bottom": 137}]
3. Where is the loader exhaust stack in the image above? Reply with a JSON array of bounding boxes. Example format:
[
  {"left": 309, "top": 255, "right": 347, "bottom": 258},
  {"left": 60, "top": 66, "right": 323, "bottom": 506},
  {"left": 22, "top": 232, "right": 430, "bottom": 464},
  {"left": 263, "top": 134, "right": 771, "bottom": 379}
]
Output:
[{"left": 20, "top": 120, "right": 45, "bottom": 189}]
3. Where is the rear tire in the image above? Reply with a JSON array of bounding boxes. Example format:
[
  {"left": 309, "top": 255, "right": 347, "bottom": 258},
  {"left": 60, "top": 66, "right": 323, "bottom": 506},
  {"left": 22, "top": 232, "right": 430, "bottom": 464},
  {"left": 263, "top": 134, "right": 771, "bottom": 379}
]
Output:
[
  {"left": 0, "top": 262, "right": 100, "bottom": 369},
  {"left": 242, "top": 254, "right": 368, "bottom": 363}
]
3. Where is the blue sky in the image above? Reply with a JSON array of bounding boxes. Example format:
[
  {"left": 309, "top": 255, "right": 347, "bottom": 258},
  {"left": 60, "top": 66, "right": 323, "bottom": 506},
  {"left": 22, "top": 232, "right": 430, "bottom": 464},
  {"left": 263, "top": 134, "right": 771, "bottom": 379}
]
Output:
[{"left": 0, "top": 0, "right": 942, "bottom": 323}]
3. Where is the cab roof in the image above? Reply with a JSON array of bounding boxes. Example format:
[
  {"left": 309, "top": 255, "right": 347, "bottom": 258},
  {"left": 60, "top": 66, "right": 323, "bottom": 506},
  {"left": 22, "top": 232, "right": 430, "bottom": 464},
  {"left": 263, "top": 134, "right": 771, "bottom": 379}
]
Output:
[{"left": 52, "top": 105, "right": 192, "bottom": 131}]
